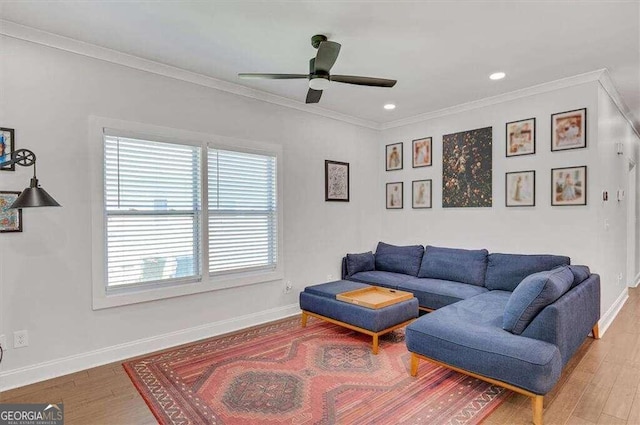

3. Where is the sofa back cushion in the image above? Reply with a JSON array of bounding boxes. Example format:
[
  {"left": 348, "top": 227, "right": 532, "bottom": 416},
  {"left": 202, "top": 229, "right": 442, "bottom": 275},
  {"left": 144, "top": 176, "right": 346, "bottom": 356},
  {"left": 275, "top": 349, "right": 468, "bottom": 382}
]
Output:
[
  {"left": 417, "top": 246, "right": 488, "bottom": 286},
  {"left": 568, "top": 265, "right": 591, "bottom": 289},
  {"left": 503, "top": 266, "right": 574, "bottom": 335},
  {"left": 374, "top": 242, "right": 424, "bottom": 276},
  {"left": 485, "top": 253, "right": 570, "bottom": 291},
  {"left": 345, "top": 252, "right": 375, "bottom": 277}
]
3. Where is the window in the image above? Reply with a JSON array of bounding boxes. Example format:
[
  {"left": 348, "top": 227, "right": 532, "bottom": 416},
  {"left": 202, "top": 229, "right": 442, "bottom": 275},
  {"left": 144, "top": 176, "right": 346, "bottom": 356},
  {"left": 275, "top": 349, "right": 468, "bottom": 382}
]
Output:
[
  {"left": 104, "top": 136, "right": 202, "bottom": 290},
  {"left": 93, "top": 121, "right": 282, "bottom": 309},
  {"left": 208, "top": 149, "right": 278, "bottom": 274}
]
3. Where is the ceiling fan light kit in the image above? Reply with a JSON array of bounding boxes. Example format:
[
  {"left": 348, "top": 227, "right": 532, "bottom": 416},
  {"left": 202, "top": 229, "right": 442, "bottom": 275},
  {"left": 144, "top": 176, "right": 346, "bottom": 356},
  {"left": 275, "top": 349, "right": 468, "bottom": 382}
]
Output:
[{"left": 238, "top": 34, "right": 397, "bottom": 104}]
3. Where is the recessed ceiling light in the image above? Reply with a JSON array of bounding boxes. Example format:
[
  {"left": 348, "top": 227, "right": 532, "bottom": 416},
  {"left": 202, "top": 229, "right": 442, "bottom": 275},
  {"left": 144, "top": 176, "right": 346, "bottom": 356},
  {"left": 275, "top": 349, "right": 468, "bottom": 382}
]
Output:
[
  {"left": 489, "top": 72, "right": 506, "bottom": 80},
  {"left": 384, "top": 104, "right": 396, "bottom": 110}
]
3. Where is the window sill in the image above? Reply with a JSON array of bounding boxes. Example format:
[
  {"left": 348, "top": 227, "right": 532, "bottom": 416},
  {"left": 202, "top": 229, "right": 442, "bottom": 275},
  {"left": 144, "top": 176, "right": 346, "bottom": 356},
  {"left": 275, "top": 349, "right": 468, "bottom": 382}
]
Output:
[{"left": 92, "top": 269, "right": 284, "bottom": 310}]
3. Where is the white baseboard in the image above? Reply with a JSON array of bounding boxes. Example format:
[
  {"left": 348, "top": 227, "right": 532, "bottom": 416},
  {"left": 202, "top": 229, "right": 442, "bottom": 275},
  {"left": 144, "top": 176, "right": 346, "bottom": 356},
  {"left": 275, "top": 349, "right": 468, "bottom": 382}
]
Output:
[
  {"left": 598, "top": 288, "right": 629, "bottom": 337},
  {"left": 0, "top": 303, "right": 300, "bottom": 392},
  {"left": 629, "top": 272, "right": 640, "bottom": 288}
]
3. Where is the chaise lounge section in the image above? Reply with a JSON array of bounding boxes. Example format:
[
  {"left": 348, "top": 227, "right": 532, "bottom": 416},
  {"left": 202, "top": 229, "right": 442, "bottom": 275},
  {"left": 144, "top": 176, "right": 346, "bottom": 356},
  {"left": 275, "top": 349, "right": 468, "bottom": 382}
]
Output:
[{"left": 339, "top": 242, "right": 600, "bottom": 425}]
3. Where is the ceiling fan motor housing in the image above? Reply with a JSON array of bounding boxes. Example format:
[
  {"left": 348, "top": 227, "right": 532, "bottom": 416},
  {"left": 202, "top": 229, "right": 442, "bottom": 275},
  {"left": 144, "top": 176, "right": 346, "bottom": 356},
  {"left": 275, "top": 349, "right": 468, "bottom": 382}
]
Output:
[{"left": 311, "top": 34, "right": 328, "bottom": 49}]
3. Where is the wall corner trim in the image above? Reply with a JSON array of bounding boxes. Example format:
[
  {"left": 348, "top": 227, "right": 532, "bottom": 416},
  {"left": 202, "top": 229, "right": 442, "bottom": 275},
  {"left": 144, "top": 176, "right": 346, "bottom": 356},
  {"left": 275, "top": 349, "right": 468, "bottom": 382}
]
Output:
[
  {"left": 0, "top": 19, "right": 380, "bottom": 130},
  {"left": 598, "top": 287, "right": 629, "bottom": 337},
  {"left": 0, "top": 303, "right": 300, "bottom": 392},
  {"left": 597, "top": 69, "right": 640, "bottom": 139}
]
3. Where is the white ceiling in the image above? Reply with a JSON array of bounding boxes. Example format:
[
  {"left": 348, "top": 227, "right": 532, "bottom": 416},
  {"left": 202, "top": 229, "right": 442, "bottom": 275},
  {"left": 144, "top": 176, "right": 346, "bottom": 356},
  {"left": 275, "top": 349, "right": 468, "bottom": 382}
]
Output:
[{"left": 1, "top": 1, "right": 639, "bottom": 127}]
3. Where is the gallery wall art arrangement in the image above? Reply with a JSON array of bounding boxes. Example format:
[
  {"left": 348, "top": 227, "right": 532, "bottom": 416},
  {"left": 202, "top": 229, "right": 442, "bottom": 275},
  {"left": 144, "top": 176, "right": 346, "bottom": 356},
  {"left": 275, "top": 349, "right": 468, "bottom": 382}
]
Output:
[{"left": 383, "top": 108, "right": 588, "bottom": 209}]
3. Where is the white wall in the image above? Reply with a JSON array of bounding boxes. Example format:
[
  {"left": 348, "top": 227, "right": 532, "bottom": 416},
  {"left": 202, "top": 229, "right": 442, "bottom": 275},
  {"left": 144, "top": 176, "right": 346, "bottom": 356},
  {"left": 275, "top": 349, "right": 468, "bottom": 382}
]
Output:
[
  {"left": 0, "top": 36, "right": 381, "bottom": 388},
  {"left": 379, "top": 83, "right": 599, "bottom": 260},
  {"left": 596, "top": 85, "right": 640, "bottom": 294},
  {"left": 378, "top": 81, "right": 640, "bottom": 326}
]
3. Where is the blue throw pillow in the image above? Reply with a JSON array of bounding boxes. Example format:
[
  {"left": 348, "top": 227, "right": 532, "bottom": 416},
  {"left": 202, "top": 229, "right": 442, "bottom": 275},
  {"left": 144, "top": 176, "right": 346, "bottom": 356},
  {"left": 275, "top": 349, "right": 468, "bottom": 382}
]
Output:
[
  {"left": 503, "top": 266, "right": 574, "bottom": 335},
  {"left": 346, "top": 252, "right": 375, "bottom": 277},
  {"left": 485, "top": 253, "right": 570, "bottom": 291},
  {"left": 568, "top": 265, "right": 591, "bottom": 289},
  {"left": 417, "top": 245, "right": 488, "bottom": 286},
  {"left": 374, "top": 242, "right": 424, "bottom": 276}
]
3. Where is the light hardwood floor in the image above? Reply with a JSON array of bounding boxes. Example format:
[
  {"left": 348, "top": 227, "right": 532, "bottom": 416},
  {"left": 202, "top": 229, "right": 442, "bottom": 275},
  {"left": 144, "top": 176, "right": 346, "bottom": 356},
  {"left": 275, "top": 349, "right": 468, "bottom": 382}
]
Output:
[{"left": 2, "top": 288, "right": 640, "bottom": 425}]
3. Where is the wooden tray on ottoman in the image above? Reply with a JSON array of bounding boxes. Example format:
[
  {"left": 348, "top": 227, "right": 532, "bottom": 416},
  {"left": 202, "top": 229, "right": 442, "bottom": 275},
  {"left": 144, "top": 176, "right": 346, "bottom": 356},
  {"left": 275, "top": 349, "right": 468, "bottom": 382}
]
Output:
[{"left": 337, "top": 286, "right": 413, "bottom": 309}]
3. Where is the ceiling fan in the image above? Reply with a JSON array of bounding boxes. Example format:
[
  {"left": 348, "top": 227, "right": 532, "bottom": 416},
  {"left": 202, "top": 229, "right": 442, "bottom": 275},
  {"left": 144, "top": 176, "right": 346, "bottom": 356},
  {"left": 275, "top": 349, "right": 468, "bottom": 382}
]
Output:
[{"left": 238, "top": 34, "right": 397, "bottom": 104}]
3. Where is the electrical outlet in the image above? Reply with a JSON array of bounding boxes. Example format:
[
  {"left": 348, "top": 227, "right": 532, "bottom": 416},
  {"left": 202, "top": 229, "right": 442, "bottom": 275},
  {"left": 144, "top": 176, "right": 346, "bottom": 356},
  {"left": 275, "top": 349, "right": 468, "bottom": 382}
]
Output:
[
  {"left": 13, "top": 330, "right": 28, "bottom": 349},
  {"left": 284, "top": 280, "right": 293, "bottom": 294},
  {"left": 327, "top": 274, "right": 334, "bottom": 281}
]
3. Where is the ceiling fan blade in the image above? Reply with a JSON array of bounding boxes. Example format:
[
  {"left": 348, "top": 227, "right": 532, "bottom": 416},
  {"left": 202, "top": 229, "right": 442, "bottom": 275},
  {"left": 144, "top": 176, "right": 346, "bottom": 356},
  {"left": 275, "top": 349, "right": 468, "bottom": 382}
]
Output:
[
  {"left": 306, "top": 88, "right": 322, "bottom": 104},
  {"left": 314, "top": 41, "right": 341, "bottom": 73},
  {"left": 238, "top": 73, "right": 308, "bottom": 79},
  {"left": 331, "top": 75, "right": 397, "bottom": 87}
]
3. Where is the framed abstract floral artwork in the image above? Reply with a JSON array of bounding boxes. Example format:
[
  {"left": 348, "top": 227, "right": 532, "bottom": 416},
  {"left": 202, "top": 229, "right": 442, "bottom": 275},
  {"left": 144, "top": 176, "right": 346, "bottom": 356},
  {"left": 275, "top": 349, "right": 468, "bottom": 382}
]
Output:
[{"left": 325, "top": 160, "right": 349, "bottom": 202}]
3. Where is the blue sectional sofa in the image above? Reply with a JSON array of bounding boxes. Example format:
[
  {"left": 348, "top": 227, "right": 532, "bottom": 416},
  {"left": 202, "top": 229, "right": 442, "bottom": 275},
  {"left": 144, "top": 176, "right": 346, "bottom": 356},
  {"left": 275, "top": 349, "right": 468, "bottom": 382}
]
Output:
[{"left": 341, "top": 242, "right": 600, "bottom": 425}]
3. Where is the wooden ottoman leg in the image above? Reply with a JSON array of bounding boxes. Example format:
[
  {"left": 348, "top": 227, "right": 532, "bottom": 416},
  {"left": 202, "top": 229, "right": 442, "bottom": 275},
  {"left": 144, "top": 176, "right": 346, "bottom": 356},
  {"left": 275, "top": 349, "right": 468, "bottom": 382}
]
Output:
[
  {"left": 532, "top": 395, "right": 543, "bottom": 425},
  {"left": 410, "top": 353, "right": 420, "bottom": 377},
  {"left": 592, "top": 323, "right": 600, "bottom": 339},
  {"left": 301, "top": 311, "right": 308, "bottom": 328},
  {"left": 372, "top": 334, "right": 379, "bottom": 355}
]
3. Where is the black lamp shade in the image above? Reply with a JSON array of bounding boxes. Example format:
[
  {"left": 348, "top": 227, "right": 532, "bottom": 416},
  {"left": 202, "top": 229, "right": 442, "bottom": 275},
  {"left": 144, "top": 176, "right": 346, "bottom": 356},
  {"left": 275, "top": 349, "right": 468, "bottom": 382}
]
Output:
[{"left": 10, "top": 178, "right": 61, "bottom": 208}]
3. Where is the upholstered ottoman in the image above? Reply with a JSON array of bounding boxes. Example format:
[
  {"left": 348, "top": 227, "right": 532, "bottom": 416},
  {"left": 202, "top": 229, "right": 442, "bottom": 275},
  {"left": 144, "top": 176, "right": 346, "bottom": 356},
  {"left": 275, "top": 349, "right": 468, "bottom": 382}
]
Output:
[{"left": 300, "top": 280, "right": 419, "bottom": 354}]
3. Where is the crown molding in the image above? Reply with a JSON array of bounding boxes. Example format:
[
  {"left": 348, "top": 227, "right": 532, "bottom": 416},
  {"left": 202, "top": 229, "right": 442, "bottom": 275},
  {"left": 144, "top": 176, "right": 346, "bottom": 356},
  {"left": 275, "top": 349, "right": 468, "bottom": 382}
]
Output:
[
  {"left": 0, "top": 19, "right": 380, "bottom": 130},
  {"left": 380, "top": 70, "right": 608, "bottom": 130},
  {"left": 2, "top": 19, "right": 638, "bottom": 137}
]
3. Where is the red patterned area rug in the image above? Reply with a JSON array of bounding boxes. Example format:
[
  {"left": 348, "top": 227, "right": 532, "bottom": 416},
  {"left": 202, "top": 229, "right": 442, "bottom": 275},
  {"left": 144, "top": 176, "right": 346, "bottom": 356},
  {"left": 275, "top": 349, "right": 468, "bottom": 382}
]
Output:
[{"left": 123, "top": 316, "right": 508, "bottom": 424}]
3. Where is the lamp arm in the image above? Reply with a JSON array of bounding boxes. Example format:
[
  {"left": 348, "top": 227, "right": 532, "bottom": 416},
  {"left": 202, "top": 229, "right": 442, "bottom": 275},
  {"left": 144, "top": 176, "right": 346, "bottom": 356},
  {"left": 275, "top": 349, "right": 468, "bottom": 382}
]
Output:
[{"left": 0, "top": 148, "right": 37, "bottom": 169}]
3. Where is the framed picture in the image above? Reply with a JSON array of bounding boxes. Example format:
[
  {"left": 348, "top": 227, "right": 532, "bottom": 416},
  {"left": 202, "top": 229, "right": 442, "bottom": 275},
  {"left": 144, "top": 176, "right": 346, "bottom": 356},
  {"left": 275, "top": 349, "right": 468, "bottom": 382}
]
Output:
[
  {"left": 442, "top": 126, "right": 493, "bottom": 208},
  {"left": 386, "top": 142, "right": 403, "bottom": 171},
  {"left": 551, "top": 108, "right": 587, "bottom": 151},
  {"left": 0, "top": 191, "right": 22, "bottom": 232},
  {"left": 325, "top": 160, "right": 349, "bottom": 202},
  {"left": 505, "top": 118, "right": 535, "bottom": 157},
  {"left": 412, "top": 179, "right": 432, "bottom": 209},
  {"left": 505, "top": 171, "right": 535, "bottom": 207},
  {"left": 551, "top": 166, "right": 587, "bottom": 206},
  {"left": 386, "top": 182, "right": 403, "bottom": 209},
  {"left": 412, "top": 137, "right": 432, "bottom": 167},
  {"left": 0, "top": 127, "right": 15, "bottom": 171}
]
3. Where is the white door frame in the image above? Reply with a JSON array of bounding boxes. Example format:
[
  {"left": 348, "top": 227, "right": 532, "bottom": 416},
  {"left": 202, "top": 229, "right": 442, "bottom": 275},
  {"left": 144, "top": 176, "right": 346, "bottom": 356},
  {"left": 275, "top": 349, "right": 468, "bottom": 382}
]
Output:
[{"left": 628, "top": 158, "right": 638, "bottom": 287}]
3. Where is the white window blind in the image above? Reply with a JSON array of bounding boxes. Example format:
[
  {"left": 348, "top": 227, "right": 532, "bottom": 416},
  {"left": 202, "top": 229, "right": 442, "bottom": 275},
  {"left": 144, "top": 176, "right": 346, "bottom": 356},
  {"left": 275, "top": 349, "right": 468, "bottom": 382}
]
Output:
[
  {"left": 208, "top": 149, "right": 277, "bottom": 274},
  {"left": 104, "top": 135, "right": 201, "bottom": 288}
]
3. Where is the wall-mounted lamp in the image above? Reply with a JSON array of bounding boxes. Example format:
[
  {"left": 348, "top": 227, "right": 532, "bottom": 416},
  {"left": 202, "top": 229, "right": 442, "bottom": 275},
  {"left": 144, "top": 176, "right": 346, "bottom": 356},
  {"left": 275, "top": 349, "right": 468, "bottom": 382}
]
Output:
[{"left": 0, "top": 149, "right": 61, "bottom": 208}]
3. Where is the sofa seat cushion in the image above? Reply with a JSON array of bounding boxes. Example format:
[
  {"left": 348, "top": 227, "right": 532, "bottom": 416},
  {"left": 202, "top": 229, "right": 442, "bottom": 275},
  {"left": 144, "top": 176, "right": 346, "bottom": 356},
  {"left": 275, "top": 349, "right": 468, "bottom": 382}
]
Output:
[
  {"left": 397, "top": 277, "right": 488, "bottom": 310},
  {"left": 418, "top": 246, "right": 488, "bottom": 287},
  {"left": 406, "top": 291, "right": 562, "bottom": 395},
  {"left": 304, "top": 280, "right": 371, "bottom": 298},
  {"left": 503, "top": 267, "right": 574, "bottom": 335},
  {"left": 374, "top": 242, "right": 424, "bottom": 276},
  {"left": 348, "top": 271, "right": 414, "bottom": 289},
  {"left": 485, "top": 253, "right": 570, "bottom": 291},
  {"left": 346, "top": 252, "right": 375, "bottom": 277}
]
